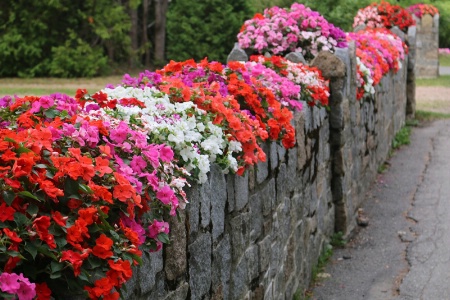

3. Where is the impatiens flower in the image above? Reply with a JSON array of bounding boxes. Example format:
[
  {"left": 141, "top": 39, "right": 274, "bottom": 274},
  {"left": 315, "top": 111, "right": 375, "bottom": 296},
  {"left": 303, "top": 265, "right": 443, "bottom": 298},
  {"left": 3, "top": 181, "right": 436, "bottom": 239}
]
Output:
[
  {"left": 148, "top": 220, "right": 170, "bottom": 239},
  {"left": 92, "top": 234, "right": 114, "bottom": 259},
  {"left": 0, "top": 272, "right": 21, "bottom": 293}
]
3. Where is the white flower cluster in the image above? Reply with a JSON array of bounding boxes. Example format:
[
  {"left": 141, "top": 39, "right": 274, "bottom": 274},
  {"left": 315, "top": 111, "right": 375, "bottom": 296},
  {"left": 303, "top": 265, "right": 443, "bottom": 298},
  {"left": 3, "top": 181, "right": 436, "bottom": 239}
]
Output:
[
  {"left": 102, "top": 86, "right": 240, "bottom": 183},
  {"left": 356, "top": 57, "right": 375, "bottom": 96}
]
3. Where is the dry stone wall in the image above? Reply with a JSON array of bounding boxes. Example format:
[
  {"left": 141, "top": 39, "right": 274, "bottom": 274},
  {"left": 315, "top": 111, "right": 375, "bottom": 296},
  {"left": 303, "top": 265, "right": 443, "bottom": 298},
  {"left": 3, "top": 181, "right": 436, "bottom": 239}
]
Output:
[{"left": 124, "top": 29, "right": 415, "bottom": 299}]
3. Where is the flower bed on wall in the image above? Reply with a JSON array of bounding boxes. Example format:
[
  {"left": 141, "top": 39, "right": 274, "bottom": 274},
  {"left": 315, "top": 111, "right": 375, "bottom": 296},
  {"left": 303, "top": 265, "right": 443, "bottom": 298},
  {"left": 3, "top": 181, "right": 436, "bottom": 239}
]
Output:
[
  {"left": 237, "top": 3, "right": 347, "bottom": 60},
  {"left": 353, "top": 1, "right": 415, "bottom": 33},
  {"left": 0, "top": 52, "right": 331, "bottom": 299},
  {"left": 0, "top": 2, "right": 416, "bottom": 299},
  {"left": 348, "top": 28, "right": 408, "bottom": 100},
  {"left": 408, "top": 4, "right": 439, "bottom": 19}
]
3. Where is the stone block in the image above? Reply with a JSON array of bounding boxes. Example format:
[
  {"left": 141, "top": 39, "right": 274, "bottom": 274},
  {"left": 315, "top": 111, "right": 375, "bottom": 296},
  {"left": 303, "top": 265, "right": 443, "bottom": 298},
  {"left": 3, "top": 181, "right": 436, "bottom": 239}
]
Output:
[
  {"left": 186, "top": 185, "right": 200, "bottom": 235},
  {"left": 138, "top": 251, "right": 164, "bottom": 294},
  {"left": 165, "top": 212, "right": 187, "bottom": 281},
  {"left": 249, "top": 193, "right": 263, "bottom": 242},
  {"left": 276, "top": 163, "right": 287, "bottom": 204},
  {"left": 258, "top": 235, "right": 271, "bottom": 272},
  {"left": 287, "top": 147, "right": 298, "bottom": 192},
  {"left": 285, "top": 52, "right": 306, "bottom": 64},
  {"left": 200, "top": 177, "right": 211, "bottom": 229},
  {"left": 261, "top": 178, "right": 276, "bottom": 216},
  {"left": 210, "top": 164, "right": 227, "bottom": 241},
  {"left": 227, "top": 42, "right": 248, "bottom": 63},
  {"left": 245, "top": 245, "right": 259, "bottom": 280},
  {"left": 212, "top": 235, "right": 231, "bottom": 300},
  {"left": 270, "top": 141, "right": 279, "bottom": 170},
  {"left": 163, "top": 283, "right": 189, "bottom": 300},
  {"left": 311, "top": 51, "right": 346, "bottom": 79},
  {"left": 235, "top": 172, "right": 249, "bottom": 211},
  {"left": 256, "top": 142, "right": 269, "bottom": 184},
  {"left": 230, "top": 214, "right": 249, "bottom": 261},
  {"left": 231, "top": 256, "right": 249, "bottom": 299},
  {"left": 188, "top": 233, "right": 212, "bottom": 300}
]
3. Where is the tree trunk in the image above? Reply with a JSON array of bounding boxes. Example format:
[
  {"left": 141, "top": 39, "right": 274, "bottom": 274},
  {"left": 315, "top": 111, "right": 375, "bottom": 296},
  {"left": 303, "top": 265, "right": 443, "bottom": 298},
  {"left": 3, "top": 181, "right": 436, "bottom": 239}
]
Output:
[
  {"left": 129, "top": 3, "right": 139, "bottom": 68},
  {"left": 143, "top": 0, "right": 151, "bottom": 67},
  {"left": 154, "top": 0, "right": 169, "bottom": 66}
]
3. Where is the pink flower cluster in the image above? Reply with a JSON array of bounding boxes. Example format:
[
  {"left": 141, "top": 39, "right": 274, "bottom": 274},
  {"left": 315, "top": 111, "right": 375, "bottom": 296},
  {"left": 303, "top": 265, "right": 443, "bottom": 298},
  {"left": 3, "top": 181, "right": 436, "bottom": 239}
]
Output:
[
  {"left": 238, "top": 3, "right": 347, "bottom": 60},
  {"left": 0, "top": 272, "right": 36, "bottom": 300},
  {"left": 439, "top": 48, "right": 450, "bottom": 55},
  {"left": 348, "top": 28, "right": 408, "bottom": 100},
  {"left": 353, "top": 6, "right": 383, "bottom": 29},
  {"left": 408, "top": 4, "right": 439, "bottom": 18}
]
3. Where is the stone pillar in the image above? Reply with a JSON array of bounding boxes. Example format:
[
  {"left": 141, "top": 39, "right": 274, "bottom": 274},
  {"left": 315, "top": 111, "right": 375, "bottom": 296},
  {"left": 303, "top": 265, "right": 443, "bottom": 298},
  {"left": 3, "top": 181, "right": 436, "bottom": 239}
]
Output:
[
  {"left": 407, "top": 26, "right": 417, "bottom": 118},
  {"left": 414, "top": 14, "right": 439, "bottom": 78}
]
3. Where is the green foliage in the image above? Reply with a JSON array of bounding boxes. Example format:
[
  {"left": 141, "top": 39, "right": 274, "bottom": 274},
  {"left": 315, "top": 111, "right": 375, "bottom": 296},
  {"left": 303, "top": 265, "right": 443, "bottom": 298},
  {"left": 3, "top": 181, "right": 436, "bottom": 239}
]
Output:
[
  {"left": 0, "top": 0, "right": 130, "bottom": 78},
  {"left": 330, "top": 231, "right": 346, "bottom": 248},
  {"left": 392, "top": 126, "right": 411, "bottom": 149},
  {"left": 416, "top": 75, "right": 450, "bottom": 87},
  {"left": 48, "top": 31, "right": 108, "bottom": 78},
  {"left": 166, "top": 0, "right": 253, "bottom": 63}
]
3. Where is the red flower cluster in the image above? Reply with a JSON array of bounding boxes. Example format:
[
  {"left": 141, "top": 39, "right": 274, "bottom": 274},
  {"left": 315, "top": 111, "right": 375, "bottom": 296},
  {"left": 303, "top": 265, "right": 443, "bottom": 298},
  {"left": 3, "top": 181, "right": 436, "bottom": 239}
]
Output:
[
  {"left": 0, "top": 93, "right": 187, "bottom": 299},
  {"left": 408, "top": 4, "right": 439, "bottom": 19},
  {"left": 373, "top": 1, "right": 415, "bottom": 32},
  {"left": 249, "top": 55, "right": 330, "bottom": 107}
]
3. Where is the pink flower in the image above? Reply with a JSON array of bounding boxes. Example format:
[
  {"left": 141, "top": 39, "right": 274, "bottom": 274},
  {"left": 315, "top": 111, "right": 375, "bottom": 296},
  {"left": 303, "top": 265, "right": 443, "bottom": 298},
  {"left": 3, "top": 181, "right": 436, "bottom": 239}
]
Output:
[
  {"left": 148, "top": 220, "right": 170, "bottom": 239},
  {"left": 130, "top": 155, "right": 147, "bottom": 173},
  {"left": 0, "top": 272, "right": 20, "bottom": 293},
  {"left": 159, "top": 145, "right": 174, "bottom": 162},
  {"left": 109, "top": 121, "right": 129, "bottom": 144},
  {"left": 156, "top": 185, "right": 175, "bottom": 205}
]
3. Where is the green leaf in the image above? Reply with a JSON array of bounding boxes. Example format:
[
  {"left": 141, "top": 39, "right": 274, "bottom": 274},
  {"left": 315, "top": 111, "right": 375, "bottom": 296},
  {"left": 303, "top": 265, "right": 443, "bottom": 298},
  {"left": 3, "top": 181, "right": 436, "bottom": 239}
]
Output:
[
  {"left": 16, "top": 146, "right": 31, "bottom": 154},
  {"left": 44, "top": 108, "right": 58, "bottom": 119},
  {"left": 34, "top": 164, "right": 48, "bottom": 169},
  {"left": 18, "top": 191, "right": 40, "bottom": 201},
  {"left": 158, "top": 233, "right": 170, "bottom": 244},
  {"left": 3, "top": 137, "right": 17, "bottom": 144},
  {"left": 2, "top": 190, "right": 15, "bottom": 206},
  {"left": 109, "top": 230, "right": 120, "bottom": 241},
  {"left": 51, "top": 260, "right": 64, "bottom": 273},
  {"left": 55, "top": 236, "right": 67, "bottom": 248},
  {"left": 24, "top": 242, "right": 38, "bottom": 260},
  {"left": 63, "top": 178, "right": 80, "bottom": 200},
  {"left": 78, "top": 183, "right": 93, "bottom": 194},
  {"left": 26, "top": 204, "right": 39, "bottom": 216},
  {"left": 14, "top": 212, "right": 29, "bottom": 227},
  {"left": 37, "top": 245, "right": 57, "bottom": 261},
  {"left": 49, "top": 271, "right": 62, "bottom": 279}
]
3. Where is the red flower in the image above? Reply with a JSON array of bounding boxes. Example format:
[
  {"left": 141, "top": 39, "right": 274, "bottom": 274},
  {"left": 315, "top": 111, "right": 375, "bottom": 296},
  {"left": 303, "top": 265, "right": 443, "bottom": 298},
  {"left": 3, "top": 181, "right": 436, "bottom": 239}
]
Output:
[
  {"left": 35, "top": 282, "right": 52, "bottom": 300},
  {"left": 92, "top": 234, "right": 114, "bottom": 259},
  {"left": 3, "top": 228, "right": 22, "bottom": 243},
  {"left": 33, "top": 216, "right": 56, "bottom": 249},
  {"left": 61, "top": 250, "right": 90, "bottom": 276},
  {"left": 0, "top": 203, "right": 15, "bottom": 222}
]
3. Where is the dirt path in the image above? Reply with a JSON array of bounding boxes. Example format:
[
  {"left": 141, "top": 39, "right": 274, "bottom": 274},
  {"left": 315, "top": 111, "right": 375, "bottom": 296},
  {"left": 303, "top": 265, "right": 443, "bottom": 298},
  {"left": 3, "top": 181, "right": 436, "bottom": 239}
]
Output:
[{"left": 416, "top": 86, "right": 450, "bottom": 114}]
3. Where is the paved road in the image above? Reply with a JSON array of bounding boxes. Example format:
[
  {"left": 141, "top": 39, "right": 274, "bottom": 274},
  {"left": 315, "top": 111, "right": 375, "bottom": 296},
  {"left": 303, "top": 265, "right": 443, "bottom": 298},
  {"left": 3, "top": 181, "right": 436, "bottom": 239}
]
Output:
[
  {"left": 312, "top": 119, "right": 450, "bottom": 300},
  {"left": 440, "top": 66, "right": 450, "bottom": 76}
]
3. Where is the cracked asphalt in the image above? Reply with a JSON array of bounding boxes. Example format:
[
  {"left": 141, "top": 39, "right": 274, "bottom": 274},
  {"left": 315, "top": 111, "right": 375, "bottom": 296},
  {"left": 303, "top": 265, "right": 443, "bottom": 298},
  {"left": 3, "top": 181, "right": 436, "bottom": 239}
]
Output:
[{"left": 311, "top": 119, "right": 450, "bottom": 300}]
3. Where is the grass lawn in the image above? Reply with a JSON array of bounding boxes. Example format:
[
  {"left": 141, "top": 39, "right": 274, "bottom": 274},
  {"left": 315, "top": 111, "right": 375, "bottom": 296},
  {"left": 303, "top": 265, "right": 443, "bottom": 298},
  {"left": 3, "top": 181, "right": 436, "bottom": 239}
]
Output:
[
  {"left": 439, "top": 54, "right": 450, "bottom": 67},
  {"left": 0, "top": 75, "right": 126, "bottom": 97},
  {"left": 416, "top": 75, "right": 450, "bottom": 87}
]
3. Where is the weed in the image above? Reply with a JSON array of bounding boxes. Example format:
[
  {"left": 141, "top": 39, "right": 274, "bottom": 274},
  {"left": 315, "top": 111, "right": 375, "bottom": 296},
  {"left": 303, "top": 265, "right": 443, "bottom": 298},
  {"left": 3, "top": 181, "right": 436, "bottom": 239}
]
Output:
[
  {"left": 392, "top": 126, "right": 411, "bottom": 150},
  {"left": 330, "top": 231, "right": 346, "bottom": 248}
]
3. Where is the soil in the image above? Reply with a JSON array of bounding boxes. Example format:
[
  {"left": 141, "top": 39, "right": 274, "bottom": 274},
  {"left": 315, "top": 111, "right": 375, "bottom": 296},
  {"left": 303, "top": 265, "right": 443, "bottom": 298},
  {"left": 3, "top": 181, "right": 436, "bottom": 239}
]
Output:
[{"left": 416, "top": 86, "right": 450, "bottom": 113}]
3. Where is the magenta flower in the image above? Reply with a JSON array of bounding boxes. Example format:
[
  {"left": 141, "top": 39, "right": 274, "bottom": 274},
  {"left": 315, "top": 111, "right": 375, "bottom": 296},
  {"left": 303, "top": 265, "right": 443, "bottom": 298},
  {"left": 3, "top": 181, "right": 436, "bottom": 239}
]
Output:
[
  {"left": 156, "top": 185, "right": 175, "bottom": 205},
  {"left": 0, "top": 272, "right": 20, "bottom": 293}
]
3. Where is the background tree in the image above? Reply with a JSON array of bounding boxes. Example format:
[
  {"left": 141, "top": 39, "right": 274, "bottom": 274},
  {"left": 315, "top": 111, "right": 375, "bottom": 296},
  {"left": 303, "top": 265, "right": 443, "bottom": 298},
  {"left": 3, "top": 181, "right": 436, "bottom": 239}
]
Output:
[{"left": 165, "top": 0, "right": 253, "bottom": 63}]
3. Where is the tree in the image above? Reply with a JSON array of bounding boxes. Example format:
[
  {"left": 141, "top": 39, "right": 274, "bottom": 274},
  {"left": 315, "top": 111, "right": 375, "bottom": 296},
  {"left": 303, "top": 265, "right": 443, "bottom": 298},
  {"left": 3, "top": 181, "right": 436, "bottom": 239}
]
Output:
[{"left": 166, "top": 0, "right": 253, "bottom": 63}]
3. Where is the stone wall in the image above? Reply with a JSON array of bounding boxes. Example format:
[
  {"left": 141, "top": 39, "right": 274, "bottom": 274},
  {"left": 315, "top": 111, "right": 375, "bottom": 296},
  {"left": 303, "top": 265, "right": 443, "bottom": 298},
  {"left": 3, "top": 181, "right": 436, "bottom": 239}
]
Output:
[
  {"left": 124, "top": 30, "right": 415, "bottom": 299},
  {"left": 414, "top": 14, "right": 439, "bottom": 78},
  {"left": 124, "top": 106, "right": 333, "bottom": 299},
  {"left": 326, "top": 41, "right": 409, "bottom": 236}
]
